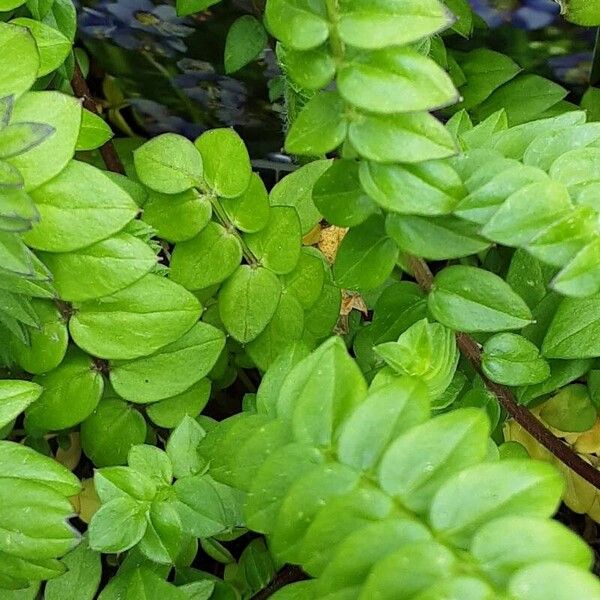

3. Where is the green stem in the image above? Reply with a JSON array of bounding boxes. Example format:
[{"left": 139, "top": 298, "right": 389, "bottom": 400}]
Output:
[
  {"left": 325, "top": 0, "right": 345, "bottom": 63},
  {"left": 208, "top": 194, "right": 260, "bottom": 267}
]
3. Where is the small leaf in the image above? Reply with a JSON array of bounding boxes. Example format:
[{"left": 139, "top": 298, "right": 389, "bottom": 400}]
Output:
[
  {"left": 285, "top": 92, "right": 347, "bottom": 156},
  {"left": 89, "top": 496, "right": 148, "bottom": 554},
  {"left": 75, "top": 109, "right": 113, "bottom": 151},
  {"left": 428, "top": 265, "right": 533, "bottom": 332},
  {"left": 482, "top": 333, "right": 550, "bottom": 387},
  {"left": 333, "top": 215, "right": 398, "bottom": 291},
  {"left": 265, "top": 0, "right": 329, "bottom": 51},
  {"left": 218, "top": 265, "right": 282, "bottom": 343},
  {"left": 134, "top": 133, "right": 203, "bottom": 194},
  {"left": 110, "top": 322, "right": 225, "bottom": 404},
  {"left": 0, "top": 380, "right": 42, "bottom": 429},
  {"left": 195, "top": 128, "right": 251, "bottom": 198},
  {"left": 0, "top": 23, "right": 39, "bottom": 99},
  {"left": 539, "top": 385, "right": 597, "bottom": 433},
  {"left": 166, "top": 416, "right": 206, "bottom": 479},
  {"left": 224, "top": 16, "right": 267, "bottom": 74}
]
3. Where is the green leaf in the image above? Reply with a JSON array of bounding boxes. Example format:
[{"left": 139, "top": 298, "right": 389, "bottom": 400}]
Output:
[
  {"left": 473, "top": 75, "right": 567, "bottom": 127},
  {"left": 218, "top": 265, "right": 282, "bottom": 343},
  {"left": 166, "top": 416, "right": 206, "bottom": 479},
  {"left": 270, "top": 159, "right": 331, "bottom": 235},
  {"left": 39, "top": 233, "right": 156, "bottom": 301},
  {"left": 139, "top": 501, "right": 183, "bottom": 564},
  {"left": 170, "top": 221, "right": 242, "bottom": 290},
  {"left": 278, "top": 337, "right": 367, "bottom": 446},
  {"left": 0, "top": 475, "right": 78, "bottom": 562},
  {"left": 430, "top": 460, "right": 563, "bottom": 547},
  {"left": 143, "top": 189, "right": 212, "bottom": 243},
  {"left": 314, "top": 520, "right": 429, "bottom": 596},
  {"left": 542, "top": 294, "right": 600, "bottom": 358},
  {"left": 482, "top": 333, "right": 550, "bottom": 387},
  {"left": 195, "top": 128, "right": 251, "bottom": 198},
  {"left": 333, "top": 215, "right": 398, "bottom": 291},
  {"left": 25, "top": 349, "right": 104, "bottom": 433},
  {"left": 10, "top": 18, "right": 70, "bottom": 77},
  {"left": 0, "top": 24, "right": 39, "bottom": 100},
  {"left": 270, "top": 462, "right": 359, "bottom": 563},
  {"left": 378, "top": 408, "right": 489, "bottom": 513},
  {"left": 24, "top": 160, "right": 138, "bottom": 252},
  {"left": 7, "top": 91, "right": 81, "bottom": 191},
  {"left": 246, "top": 291, "right": 305, "bottom": 371},
  {"left": 456, "top": 49, "right": 521, "bottom": 111},
  {"left": 245, "top": 206, "right": 302, "bottom": 274},
  {"left": 285, "top": 92, "right": 347, "bottom": 156},
  {"left": 220, "top": 172, "right": 269, "bottom": 233},
  {"left": 370, "top": 282, "right": 427, "bottom": 344},
  {"left": 281, "top": 248, "right": 325, "bottom": 309},
  {"left": 338, "top": 377, "right": 429, "bottom": 472},
  {"left": 146, "top": 379, "right": 211, "bottom": 429},
  {"left": 0, "top": 122, "right": 55, "bottom": 159},
  {"left": 94, "top": 466, "right": 156, "bottom": 503},
  {"left": 176, "top": 0, "right": 220, "bottom": 16},
  {"left": 428, "top": 265, "right": 533, "bottom": 332},
  {"left": 481, "top": 180, "right": 572, "bottom": 247},
  {"left": 280, "top": 44, "right": 335, "bottom": 90},
  {"left": 265, "top": 0, "right": 329, "bottom": 50},
  {"left": 89, "top": 496, "right": 148, "bottom": 554},
  {"left": 10, "top": 299, "right": 68, "bottom": 374},
  {"left": 128, "top": 445, "right": 173, "bottom": 487},
  {"left": 509, "top": 563, "right": 600, "bottom": 600},
  {"left": 360, "top": 541, "right": 456, "bottom": 600},
  {"left": 75, "top": 109, "right": 113, "bottom": 152},
  {"left": 245, "top": 443, "right": 324, "bottom": 533},
  {"left": 560, "top": 0, "right": 600, "bottom": 25},
  {"left": 375, "top": 319, "right": 459, "bottom": 400},
  {"left": 472, "top": 516, "right": 592, "bottom": 585},
  {"left": 337, "top": 0, "right": 452, "bottom": 49},
  {"left": 110, "top": 322, "right": 225, "bottom": 404},
  {"left": 81, "top": 397, "right": 147, "bottom": 467},
  {"left": 313, "top": 159, "right": 377, "bottom": 227},
  {"left": 173, "top": 473, "right": 242, "bottom": 537},
  {"left": 360, "top": 159, "right": 464, "bottom": 216},
  {"left": 386, "top": 213, "right": 489, "bottom": 260},
  {"left": 552, "top": 237, "right": 600, "bottom": 298},
  {"left": 338, "top": 48, "right": 457, "bottom": 114},
  {"left": 539, "top": 384, "right": 597, "bottom": 432},
  {"left": 0, "top": 440, "right": 80, "bottom": 495},
  {"left": 0, "top": 380, "right": 42, "bottom": 429},
  {"left": 224, "top": 16, "right": 267, "bottom": 74},
  {"left": 348, "top": 111, "right": 457, "bottom": 163},
  {"left": 44, "top": 537, "right": 102, "bottom": 600},
  {"left": 70, "top": 274, "right": 201, "bottom": 360},
  {"left": 134, "top": 133, "right": 203, "bottom": 194}
]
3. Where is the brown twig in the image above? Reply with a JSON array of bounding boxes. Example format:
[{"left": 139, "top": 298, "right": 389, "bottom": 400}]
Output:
[
  {"left": 407, "top": 255, "right": 600, "bottom": 490},
  {"left": 251, "top": 565, "right": 308, "bottom": 600},
  {"left": 70, "top": 62, "right": 125, "bottom": 174}
]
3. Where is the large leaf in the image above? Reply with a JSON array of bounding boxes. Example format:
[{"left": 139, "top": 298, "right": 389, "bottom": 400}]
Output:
[
  {"left": 337, "top": 0, "right": 452, "bottom": 49},
  {"left": 39, "top": 233, "right": 156, "bottom": 301},
  {"left": 338, "top": 47, "right": 457, "bottom": 114},
  {"left": 110, "top": 322, "right": 225, "bottom": 404},
  {"left": 70, "top": 274, "right": 201, "bottom": 360},
  {"left": 7, "top": 91, "right": 81, "bottom": 191},
  {"left": 0, "top": 23, "right": 39, "bottom": 99},
  {"left": 24, "top": 161, "right": 138, "bottom": 252},
  {"left": 428, "top": 265, "right": 533, "bottom": 332},
  {"left": 542, "top": 294, "right": 600, "bottom": 358}
]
